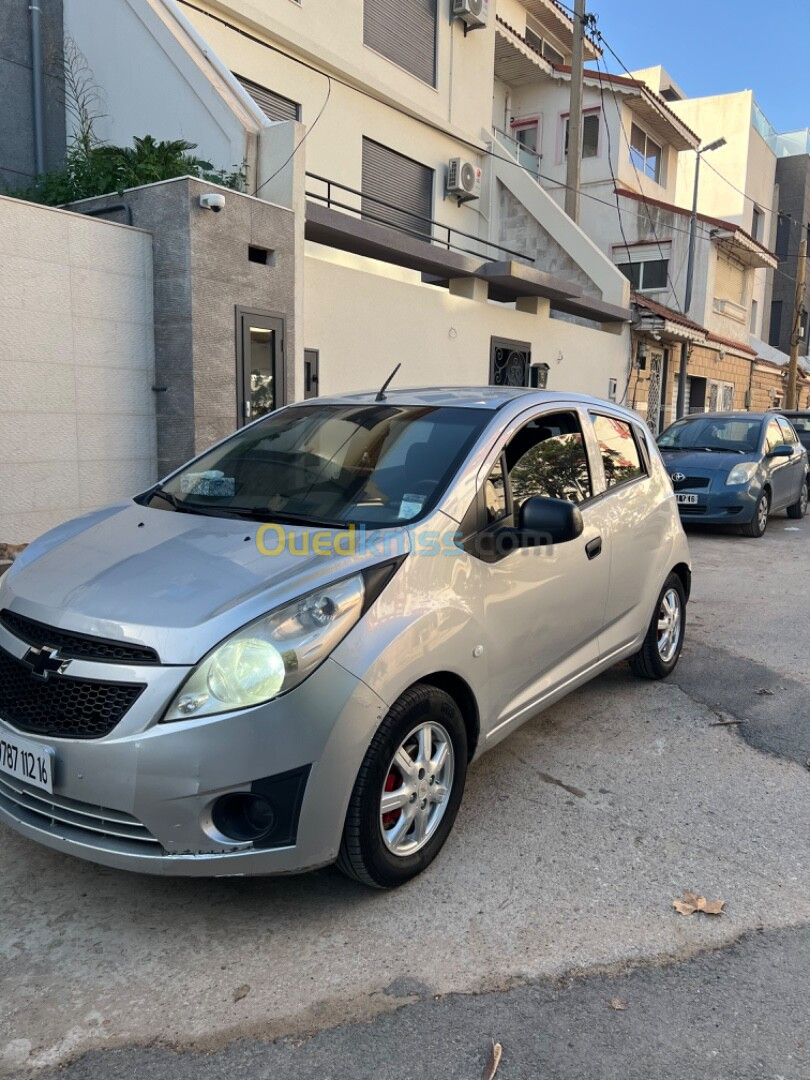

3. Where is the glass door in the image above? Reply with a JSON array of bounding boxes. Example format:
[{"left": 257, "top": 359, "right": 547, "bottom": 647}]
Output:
[{"left": 237, "top": 309, "right": 285, "bottom": 425}]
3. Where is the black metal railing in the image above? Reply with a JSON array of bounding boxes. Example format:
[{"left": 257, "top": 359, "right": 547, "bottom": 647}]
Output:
[{"left": 305, "top": 172, "right": 532, "bottom": 265}]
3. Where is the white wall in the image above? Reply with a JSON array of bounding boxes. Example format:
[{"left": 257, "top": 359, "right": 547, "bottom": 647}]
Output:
[
  {"left": 63, "top": 0, "right": 258, "bottom": 176},
  {"left": 0, "top": 197, "right": 157, "bottom": 544},
  {"left": 304, "top": 248, "right": 628, "bottom": 401}
]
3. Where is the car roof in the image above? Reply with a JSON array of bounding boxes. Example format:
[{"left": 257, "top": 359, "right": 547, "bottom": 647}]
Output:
[
  {"left": 779, "top": 410, "right": 810, "bottom": 417},
  {"left": 676, "top": 412, "right": 769, "bottom": 422},
  {"left": 298, "top": 386, "right": 633, "bottom": 413}
]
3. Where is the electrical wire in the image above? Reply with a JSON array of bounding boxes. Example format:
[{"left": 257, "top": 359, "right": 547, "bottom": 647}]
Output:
[{"left": 252, "top": 75, "right": 332, "bottom": 197}]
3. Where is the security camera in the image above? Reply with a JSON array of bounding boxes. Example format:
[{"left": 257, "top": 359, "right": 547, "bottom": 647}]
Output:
[{"left": 199, "top": 193, "right": 226, "bottom": 213}]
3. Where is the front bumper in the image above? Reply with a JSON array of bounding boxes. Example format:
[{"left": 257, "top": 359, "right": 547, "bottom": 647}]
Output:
[
  {"left": 676, "top": 485, "right": 760, "bottom": 524},
  {"left": 0, "top": 621, "right": 386, "bottom": 876}
]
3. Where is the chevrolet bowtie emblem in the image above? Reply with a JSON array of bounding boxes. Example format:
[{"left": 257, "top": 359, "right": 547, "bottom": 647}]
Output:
[{"left": 21, "top": 646, "right": 71, "bottom": 680}]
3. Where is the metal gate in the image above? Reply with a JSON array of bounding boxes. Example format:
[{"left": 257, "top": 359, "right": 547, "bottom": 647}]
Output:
[
  {"left": 490, "top": 338, "right": 532, "bottom": 387},
  {"left": 646, "top": 348, "right": 664, "bottom": 433}
]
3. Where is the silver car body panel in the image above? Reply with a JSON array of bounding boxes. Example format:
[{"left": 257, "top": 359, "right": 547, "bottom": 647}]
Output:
[{"left": 0, "top": 388, "right": 690, "bottom": 875}]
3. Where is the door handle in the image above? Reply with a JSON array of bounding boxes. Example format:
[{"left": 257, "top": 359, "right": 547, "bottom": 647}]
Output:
[{"left": 585, "top": 536, "right": 602, "bottom": 561}]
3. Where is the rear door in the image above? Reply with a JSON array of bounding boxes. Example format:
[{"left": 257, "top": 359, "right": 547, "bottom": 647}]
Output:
[
  {"left": 763, "top": 418, "right": 792, "bottom": 508},
  {"left": 587, "top": 412, "right": 670, "bottom": 656},
  {"left": 777, "top": 417, "right": 806, "bottom": 503}
]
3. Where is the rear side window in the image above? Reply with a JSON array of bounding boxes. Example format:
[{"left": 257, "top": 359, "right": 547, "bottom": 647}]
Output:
[{"left": 591, "top": 415, "right": 646, "bottom": 489}]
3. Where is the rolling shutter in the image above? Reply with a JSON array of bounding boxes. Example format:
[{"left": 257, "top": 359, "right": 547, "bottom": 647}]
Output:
[
  {"left": 235, "top": 74, "right": 300, "bottom": 122},
  {"left": 362, "top": 139, "right": 434, "bottom": 238},
  {"left": 363, "top": 0, "right": 438, "bottom": 86},
  {"left": 714, "top": 252, "right": 746, "bottom": 305}
]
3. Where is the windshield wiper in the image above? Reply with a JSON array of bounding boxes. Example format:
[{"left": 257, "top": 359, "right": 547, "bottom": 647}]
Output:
[
  {"left": 690, "top": 446, "right": 746, "bottom": 454},
  {"left": 148, "top": 489, "right": 251, "bottom": 519}
]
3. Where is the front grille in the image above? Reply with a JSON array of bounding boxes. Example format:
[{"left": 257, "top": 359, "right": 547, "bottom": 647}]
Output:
[
  {"left": 671, "top": 476, "right": 710, "bottom": 490},
  {"left": 0, "top": 773, "right": 162, "bottom": 852},
  {"left": 0, "top": 609, "right": 159, "bottom": 664},
  {"left": 0, "top": 646, "right": 144, "bottom": 739}
]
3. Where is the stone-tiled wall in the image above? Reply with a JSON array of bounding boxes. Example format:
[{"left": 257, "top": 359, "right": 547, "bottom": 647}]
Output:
[
  {"left": 77, "top": 179, "right": 297, "bottom": 476},
  {"left": 0, "top": 196, "right": 157, "bottom": 543},
  {"left": 0, "top": 0, "right": 66, "bottom": 191}
]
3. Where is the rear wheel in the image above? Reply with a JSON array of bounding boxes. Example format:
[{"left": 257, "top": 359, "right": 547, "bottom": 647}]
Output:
[
  {"left": 337, "top": 684, "right": 467, "bottom": 888},
  {"left": 787, "top": 479, "right": 808, "bottom": 520},
  {"left": 629, "top": 573, "right": 686, "bottom": 680},
  {"left": 739, "top": 491, "right": 770, "bottom": 537}
]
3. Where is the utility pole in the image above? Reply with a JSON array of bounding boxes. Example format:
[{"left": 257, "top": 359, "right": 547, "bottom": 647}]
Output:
[
  {"left": 786, "top": 231, "right": 808, "bottom": 410},
  {"left": 675, "top": 137, "right": 726, "bottom": 418},
  {"left": 564, "top": 0, "right": 585, "bottom": 223}
]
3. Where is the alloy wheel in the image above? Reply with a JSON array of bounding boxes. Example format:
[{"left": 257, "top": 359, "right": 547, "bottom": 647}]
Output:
[
  {"left": 657, "top": 588, "right": 682, "bottom": 663},
  {"left": 379, "top": 721, "right": 455, "bottom": 857}
]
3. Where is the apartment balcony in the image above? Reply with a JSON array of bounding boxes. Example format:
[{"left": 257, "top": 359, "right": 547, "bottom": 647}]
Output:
[{"left": 303, "top": 172, "right": 618, "bottom": 313}]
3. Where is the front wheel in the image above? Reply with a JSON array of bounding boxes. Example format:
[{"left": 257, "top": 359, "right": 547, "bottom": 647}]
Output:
[
  {"left": 787, "top": 479, "right": 808, "bottom": 520},
  {"left": 629, "top": 573, "right": 686, "bottom": 680},
  {"left": 337, "top": 684, "right": 468, "bottom": 888},
  {"left": 739, "top": 491, "right": 770, "bottom": 537}
]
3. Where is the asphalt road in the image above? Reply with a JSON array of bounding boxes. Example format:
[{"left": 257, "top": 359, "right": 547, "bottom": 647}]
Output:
[{"left": 1, "top": 515, "right": 808, "bottom": 1080}]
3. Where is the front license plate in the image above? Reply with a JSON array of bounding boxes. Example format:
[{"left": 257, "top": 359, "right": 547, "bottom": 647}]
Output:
[
  {"left": 0, "top": 726, "right": 54, "bottom": 793},
  {"left": 677, "top": 493, "right": 699, "bottom": 505}
]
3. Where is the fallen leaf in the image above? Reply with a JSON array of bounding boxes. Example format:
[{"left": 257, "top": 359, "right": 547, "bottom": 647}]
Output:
[
  {"left": 672, "top": 891, "right": 725, "bottom": 916},
  {"left": 608, "top": 997, "right": 628, "bottom": 1011},
  {"left": 756, "top": 688, "right": 775, "bottom": 696},
  {"left": 482, "top": 1039, "right": 503, "bottom": 1080},
  {"left": 233, "top": 984, "right": 251, "bottom": 1002}
]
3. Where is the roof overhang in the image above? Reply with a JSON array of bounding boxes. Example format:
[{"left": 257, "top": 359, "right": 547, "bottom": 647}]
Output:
[
  {"left": 712, "top": 230, "right": 779, "bottom": 269},
  {"left": 495, "top": 19, "right": 553, "bottom": 86},
  {"left": 625, "top": 88, "right": 700, "bottom": 152},
  {"left": 635, "top": 309, "right": 706, "bottom": 344},
  {"left": 520, "top": 0, "right": 601, "bottom": 60}
]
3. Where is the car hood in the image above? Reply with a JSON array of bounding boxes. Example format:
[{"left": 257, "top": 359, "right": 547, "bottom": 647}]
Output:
[
  {"left": 659, "top": 448, "right": 753, "bottom": 474},
  {"left": 0, "top": 503, "right": 408, "bottom": 665}
]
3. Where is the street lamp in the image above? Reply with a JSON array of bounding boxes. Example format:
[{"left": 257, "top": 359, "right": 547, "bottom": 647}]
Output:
[{"left": 675, "top": 137, "right": 727, "bottom": 418}]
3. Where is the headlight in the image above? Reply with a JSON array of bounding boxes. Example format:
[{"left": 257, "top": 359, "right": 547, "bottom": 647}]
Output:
[
  {"left": 726, "top": 462, "right": 758, "bottom": 486},
  {"left": 162, "top": 574, "right": 365, "bottom": 722}
]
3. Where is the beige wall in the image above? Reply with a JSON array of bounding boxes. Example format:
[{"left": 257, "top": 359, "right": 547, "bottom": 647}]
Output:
[
  {"left": 0, "top": 198, "right": 157, "bottom": 544},
  {"left": 304, "top": 247, "right": 628, "bottom": 400}
]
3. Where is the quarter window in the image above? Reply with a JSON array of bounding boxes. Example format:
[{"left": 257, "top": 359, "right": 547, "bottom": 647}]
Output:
[
  {"left": 591, "top": 415, "right": 645, "bottom": 488},
  {"left": 629, "top": 124, "right": 663, "bottom": 183}
]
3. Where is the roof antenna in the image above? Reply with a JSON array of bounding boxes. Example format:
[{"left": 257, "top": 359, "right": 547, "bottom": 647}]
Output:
[{"left": 375, "top": 363, "right": 401, "bottom": 402}]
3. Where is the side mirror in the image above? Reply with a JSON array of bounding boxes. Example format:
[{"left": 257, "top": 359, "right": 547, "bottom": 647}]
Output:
[
  {"left": 769, "top": 444, "right": 794, "bottom": 458},
  {"left": 518, "top": 496, "right": 584, "bottom": 544}
]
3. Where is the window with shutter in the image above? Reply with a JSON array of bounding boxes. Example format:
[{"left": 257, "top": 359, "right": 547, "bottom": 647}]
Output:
[
  {"left": 714, "top": 252, "right": 746, "bottom": 306},
  {"left": 363, "top": 0, "right": 438, "bottom": 86},
  {"left": 235, "top": 75, "right": 301, "bottom": 122},
  {"left": 361, "top": 139, "right": 434, "bottom": 239}
]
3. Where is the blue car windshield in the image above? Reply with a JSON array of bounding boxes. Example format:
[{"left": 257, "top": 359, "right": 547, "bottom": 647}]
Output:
[
  {"left": 658, "top": 417, "right": 761, "bottom": 453},
  {"left": 144, "top": 404, "right": 489, "bottom": 527}
]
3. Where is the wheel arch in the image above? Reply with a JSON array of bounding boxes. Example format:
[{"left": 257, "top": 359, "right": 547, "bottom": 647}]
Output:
[
  {"left": 670, "top": 562, "right": 692, "bottom": 602},
  {"left": 417, "top": 671, "right": 480, "bottom": 760}
]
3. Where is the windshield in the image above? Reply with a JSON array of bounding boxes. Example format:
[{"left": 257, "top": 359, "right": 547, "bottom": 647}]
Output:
[
  {"left": 142, "top": 404, "right": 490, "bottom": 526},
  {"left": 658, "top": 417, "right": 762, "bottom": 453}
]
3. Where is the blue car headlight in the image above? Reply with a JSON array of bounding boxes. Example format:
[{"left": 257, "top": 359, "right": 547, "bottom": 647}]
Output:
[{"left": 726, "top": 462, "right": 758, "bottom": 486}]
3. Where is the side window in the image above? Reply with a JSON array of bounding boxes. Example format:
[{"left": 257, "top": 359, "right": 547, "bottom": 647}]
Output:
[
  {"left": 764, "top": 420, "right": 783, "bottom": 452},
  {"left": 777, "top": 417, "right": 798, "bottom": 445},
  {"left": 504, "top": 412, "right": 592, "bottom": 513},
  {"left": 591, "top": 415, "right": 646, "bottom": 489}
]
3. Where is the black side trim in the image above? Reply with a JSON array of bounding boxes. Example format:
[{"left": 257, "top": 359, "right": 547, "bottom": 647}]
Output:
[
  {"left": 250, "top": 765, "right": 312, "bottom": 849},
  {"left": 361, "top": 557, "right": 407, "bottom": 615}
]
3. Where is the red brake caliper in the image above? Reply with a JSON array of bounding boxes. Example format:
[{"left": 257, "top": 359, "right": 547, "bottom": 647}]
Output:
[{"left": 382, "top": 768, "right": 402, "bottom": 829}]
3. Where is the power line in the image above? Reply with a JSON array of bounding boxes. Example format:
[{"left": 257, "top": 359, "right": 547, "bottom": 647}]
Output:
[{"left": 253, "top": 76, "right": 332, "bottom": 197}]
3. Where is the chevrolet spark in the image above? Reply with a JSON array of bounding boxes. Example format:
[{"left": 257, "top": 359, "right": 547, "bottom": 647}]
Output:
[{"left": 0, "top": 389, "right": 690, "bottom": 888}]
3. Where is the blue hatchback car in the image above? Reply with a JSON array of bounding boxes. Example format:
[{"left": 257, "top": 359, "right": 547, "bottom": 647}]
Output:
[{"left": 657, "top": 412, "right": 808, "bottom": 537}]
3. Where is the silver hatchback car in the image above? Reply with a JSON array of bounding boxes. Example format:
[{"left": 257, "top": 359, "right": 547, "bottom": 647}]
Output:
[{"left": 0, "top": 388, "right": 690, "bottom": 887}]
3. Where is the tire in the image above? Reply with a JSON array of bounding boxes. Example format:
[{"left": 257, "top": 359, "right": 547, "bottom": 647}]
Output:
[
  {"left": 629, "top": 573, "right": 686, "bottom": 680},
  {"left": 739, "top": 490, "right": 770, "bottom": 538},
  {"left": 337, "top": 684, "right": 467, "bottom": 888},
  {"left": 787, "top": 479, "right": 808, "bottom": 520}
]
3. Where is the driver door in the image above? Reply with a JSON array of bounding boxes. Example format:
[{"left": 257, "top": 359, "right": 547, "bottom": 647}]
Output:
[{"left": 461, "top": 407, "right": 611, "bottom": 738}]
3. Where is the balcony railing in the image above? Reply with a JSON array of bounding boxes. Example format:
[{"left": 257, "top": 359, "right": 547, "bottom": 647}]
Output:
[
  {"left": 494, "top": 127, "right": 542, "bottom": 181},
  {"left": 305, "top": 173, "right": 532, "bottom": 264}
]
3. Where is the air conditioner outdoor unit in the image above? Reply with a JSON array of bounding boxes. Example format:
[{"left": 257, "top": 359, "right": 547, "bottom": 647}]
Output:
[
  {"left": 453, "top": 0, "right": 488, "bottom": 31},
  {"left": 447, "top": 157, "right": 482, "bottom": 201}
]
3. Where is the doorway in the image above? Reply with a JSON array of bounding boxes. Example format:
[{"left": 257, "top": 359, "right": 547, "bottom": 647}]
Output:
[{"left": 236, "top": 308, "right": 286, "bottom": 425}]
